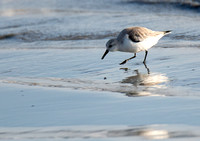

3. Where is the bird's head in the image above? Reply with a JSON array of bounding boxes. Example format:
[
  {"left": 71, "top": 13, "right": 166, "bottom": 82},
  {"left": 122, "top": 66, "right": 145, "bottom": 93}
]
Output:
[{"left": 101, "top": 38, "right": 118, "bottom": 60}]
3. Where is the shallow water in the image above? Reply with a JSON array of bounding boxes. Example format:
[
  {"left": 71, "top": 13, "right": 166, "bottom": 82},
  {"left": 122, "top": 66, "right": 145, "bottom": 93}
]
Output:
[
  {"left": 1, "top": 125, "right": 200, "bottom": 140},
  {"left": 0, "top": 47, "right": 199, "bottom": 96},
  {"left": 0, "top": 0, "right": 200, "bottom": 140}
]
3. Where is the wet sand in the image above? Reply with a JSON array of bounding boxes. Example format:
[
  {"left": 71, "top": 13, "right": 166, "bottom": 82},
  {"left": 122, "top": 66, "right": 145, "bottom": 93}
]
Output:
[
  {"left": 0, "top": 46, "right": 200, "bottom": 140},
  {"left": 0, "top": 84, "right": 200, "bottom": 140},
  {"left": 0, "top": 47, "right": 200, "bottom": 96}
]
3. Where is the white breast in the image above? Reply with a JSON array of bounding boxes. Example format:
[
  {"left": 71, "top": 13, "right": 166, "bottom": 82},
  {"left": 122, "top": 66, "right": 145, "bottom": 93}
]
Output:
[{"left": 118, "top": 34, "right": 164, "bottom": 53}]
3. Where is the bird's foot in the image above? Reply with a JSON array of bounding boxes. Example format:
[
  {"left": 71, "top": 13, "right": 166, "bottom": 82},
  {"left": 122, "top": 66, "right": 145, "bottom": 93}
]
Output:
[
  {"left": 120, "top": 60, "right": 127, "bottom": 65},
  {"left": 143, "top": 62, "right": 150, "bottom": 74}
]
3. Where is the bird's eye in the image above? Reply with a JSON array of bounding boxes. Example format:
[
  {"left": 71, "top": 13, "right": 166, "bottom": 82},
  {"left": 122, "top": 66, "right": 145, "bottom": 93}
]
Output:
[{"left": 109, "top": 45, "right": 112, "bottom": 48}]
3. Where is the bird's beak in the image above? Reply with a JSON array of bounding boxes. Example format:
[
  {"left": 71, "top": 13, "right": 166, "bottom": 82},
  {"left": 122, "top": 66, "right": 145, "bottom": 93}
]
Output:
[{"left": 101, "top": 49, "right": 109, "bottom": 60}]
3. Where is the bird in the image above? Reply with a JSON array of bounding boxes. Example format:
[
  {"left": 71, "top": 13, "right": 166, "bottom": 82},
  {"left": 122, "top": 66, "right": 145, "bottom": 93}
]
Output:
[{"left": 101, "top": 26, "right": 171, "bottom": 65}]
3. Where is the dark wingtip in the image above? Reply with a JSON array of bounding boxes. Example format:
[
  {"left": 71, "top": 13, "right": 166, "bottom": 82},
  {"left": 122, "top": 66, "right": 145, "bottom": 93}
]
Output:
[{"left": 164, "top": 30, "right": 172, "bottom": 34}]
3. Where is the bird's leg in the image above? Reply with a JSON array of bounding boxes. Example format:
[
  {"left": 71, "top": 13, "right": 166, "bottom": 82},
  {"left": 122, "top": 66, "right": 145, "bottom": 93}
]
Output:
[
  {"left": 143, "top": 62, "right": 150, "bottom": 74},
  {"left": 143, "top": 50, "right": 148, "bottom": 64},
  {"left": 120, "top": 53, "right": 136, "bottom": 65}
]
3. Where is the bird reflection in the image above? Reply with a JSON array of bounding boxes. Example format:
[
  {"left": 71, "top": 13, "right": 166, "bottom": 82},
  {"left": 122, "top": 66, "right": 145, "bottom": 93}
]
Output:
[{"left": 120, "top": 63, "right": 168, "bottom": 96}]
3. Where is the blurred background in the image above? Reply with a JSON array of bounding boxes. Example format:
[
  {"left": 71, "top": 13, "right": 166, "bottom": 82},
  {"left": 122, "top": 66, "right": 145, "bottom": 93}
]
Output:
[{"left": 0, "top": 0, "right": 200, "bottom": 49}]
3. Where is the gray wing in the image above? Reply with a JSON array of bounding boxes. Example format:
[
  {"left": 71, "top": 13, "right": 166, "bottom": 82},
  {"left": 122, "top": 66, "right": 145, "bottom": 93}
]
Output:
[
  {"left": 117, "top": 27, "right": 157, "bottom": 43},
  {"left": 127, "top": 30, "right": 142, "bottom": 42}
]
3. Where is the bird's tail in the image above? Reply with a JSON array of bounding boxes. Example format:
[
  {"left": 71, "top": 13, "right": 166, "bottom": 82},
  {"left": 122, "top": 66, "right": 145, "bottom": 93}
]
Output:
[{"left": 163, "top": 30, "right": 172, "bottom": 35}]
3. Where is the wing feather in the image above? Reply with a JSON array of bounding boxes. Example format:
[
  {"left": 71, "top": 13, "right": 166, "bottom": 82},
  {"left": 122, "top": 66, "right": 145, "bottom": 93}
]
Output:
[{"left": 117, "top": 27, "right": 162, "bottom": 43}]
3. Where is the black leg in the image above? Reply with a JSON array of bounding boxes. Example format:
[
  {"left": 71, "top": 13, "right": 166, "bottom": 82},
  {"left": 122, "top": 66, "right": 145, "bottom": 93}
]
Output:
[
  {"left": 120, "top": 53, "right": 136, "bottom": 65},
  {"left": 143, "top": 50, "right": 148, "bottom": 63},
  {"left": 143, "top": 62, "right": 150, "bottom": 74}
]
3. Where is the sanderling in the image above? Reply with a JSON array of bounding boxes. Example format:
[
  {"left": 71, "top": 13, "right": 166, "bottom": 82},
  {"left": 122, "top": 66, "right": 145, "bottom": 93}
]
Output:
[{"left": 101, "top": 26, "right": 171, "bottom": 65}]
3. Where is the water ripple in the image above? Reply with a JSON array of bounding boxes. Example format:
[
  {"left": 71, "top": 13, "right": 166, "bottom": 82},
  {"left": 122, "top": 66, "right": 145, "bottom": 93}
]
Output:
[
  {"left": 0, "top": 125, "right": 199, "bottom": 140},
  {"left": 0, "top": 75, "right": 198, "bottom": 97},
  {"left": 0, "top": 32, "right": 118, "bottom": 42},
  {"left": 125, "top": 0, "right": 200, "bottom": 10}
]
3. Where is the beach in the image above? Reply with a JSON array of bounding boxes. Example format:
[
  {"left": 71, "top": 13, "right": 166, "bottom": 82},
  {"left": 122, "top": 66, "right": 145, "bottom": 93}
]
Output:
[{"left": 0, "top": 0, "right": 200, "bottom": 140}]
